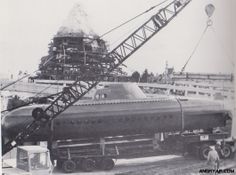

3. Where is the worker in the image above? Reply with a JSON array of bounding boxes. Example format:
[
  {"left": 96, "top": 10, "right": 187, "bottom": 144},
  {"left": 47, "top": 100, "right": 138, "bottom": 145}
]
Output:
[{"left": 207, "top": 146, "right": 220, "bottom": 170}]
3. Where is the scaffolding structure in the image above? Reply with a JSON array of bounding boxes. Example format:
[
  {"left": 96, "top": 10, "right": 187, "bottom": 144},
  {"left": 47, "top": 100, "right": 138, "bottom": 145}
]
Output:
[{"left": 38, "top": 33, "right": 124, "bottom": 80}]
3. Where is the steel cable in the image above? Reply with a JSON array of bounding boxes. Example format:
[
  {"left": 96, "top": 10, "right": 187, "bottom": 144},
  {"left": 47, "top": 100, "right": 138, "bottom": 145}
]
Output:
[
  {"left": 181, "top": 24, "right": 209, "bottom": 73},
  {"left": 98, "top": 0, "right": 170, "bottom": 39}
]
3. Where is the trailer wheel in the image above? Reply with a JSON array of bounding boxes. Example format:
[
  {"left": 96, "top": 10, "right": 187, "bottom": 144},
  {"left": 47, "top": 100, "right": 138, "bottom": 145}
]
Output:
[
  {"left": 100, "top": 158, "right": 115, "bottom": 170},
  {"left": 199, "top": 144, "right": 211, "bottom": 160},
  {"left": 81, "top": 158, "right": 95, "bottom": 172},
  {"left": 62, "top": 160, "right": 76, "bottom": 173},
  {"left": 221, "top": 144, "right": 232, "bottom": 159}
]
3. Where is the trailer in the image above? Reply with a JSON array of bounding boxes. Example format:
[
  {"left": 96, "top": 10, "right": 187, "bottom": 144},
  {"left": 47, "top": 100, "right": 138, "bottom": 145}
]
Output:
[{"left": 51, "top": 130, "right": 235, "bottom": 173}]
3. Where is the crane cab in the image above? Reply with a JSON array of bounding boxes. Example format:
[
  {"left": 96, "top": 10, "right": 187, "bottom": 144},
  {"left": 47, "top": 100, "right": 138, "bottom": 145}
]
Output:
[{"left": 3, "top": 146, "right": 53, "bottom": 175}]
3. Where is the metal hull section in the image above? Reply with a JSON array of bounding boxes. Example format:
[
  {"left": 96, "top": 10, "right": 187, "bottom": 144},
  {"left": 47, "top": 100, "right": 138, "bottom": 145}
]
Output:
[{"left": 2, "top": 98, "right": 228, "bottom": 141}]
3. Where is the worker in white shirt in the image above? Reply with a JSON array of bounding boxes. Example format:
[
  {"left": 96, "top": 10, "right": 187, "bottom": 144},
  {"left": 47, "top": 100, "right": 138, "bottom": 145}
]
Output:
[{"left": 207, "top": 146, "right": 220, "bottom": 170}]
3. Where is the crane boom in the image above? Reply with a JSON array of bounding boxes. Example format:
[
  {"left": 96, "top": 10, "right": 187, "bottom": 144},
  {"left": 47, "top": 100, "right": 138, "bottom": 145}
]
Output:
[{"left": 2, "top": 0, "right": 192, "bottom": 155}]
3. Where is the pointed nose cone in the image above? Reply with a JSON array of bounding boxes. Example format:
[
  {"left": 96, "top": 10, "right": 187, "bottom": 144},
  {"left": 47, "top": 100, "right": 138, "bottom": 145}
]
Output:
[{"left": 57, "top": 3, "right": 95, "bottom": 37}]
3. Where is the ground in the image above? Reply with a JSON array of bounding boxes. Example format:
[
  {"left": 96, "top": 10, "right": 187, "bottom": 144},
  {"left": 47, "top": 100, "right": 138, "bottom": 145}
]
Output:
[{"left": 51, "top": 155, "right": 236, "bottom": 175}]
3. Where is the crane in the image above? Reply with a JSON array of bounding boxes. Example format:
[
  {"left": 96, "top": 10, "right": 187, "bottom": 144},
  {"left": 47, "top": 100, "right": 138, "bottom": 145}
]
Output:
[{"left": 2, "top": 0, "right": 192, "bottom": 155}]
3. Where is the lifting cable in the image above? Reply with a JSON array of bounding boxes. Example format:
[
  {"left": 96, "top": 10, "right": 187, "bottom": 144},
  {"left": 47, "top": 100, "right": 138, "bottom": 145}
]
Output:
[
  {"left": 181, "top": 24, "right": 210, "bottom": 73},
  {"left": 0, "top": 56, "right": 58, "bottom": 113},
  {"left": 0, "top": 70, "right": 38, "bottom": 91},
  {"left": 0, "top": 56, "right": 55, "bottom": 91},
  {"left": 181, "top": 19, "right": 234, "bottom": 73},
  {"left": 98, "top": 0, "right": 170, "bottom": 39},
  {"left": 1, "top": 69, "right": 61, "bottom": 113},
  {"left": 1, "top": 91, "right": 61, "bottom": 113},
  {"left": 109, "top": 22, "right": 146, "bottom": 48},
  {"left": 88, "top": 0, "right": 170, "bottom": 45}
]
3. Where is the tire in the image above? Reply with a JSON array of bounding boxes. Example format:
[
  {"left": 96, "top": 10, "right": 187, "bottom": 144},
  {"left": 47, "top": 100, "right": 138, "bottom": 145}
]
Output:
[
  {"left": 100, "top": 158, "right": 115, "bottom": 171},
  {"left": 81, "top": 158, "right": 95, "bottom": 172},
  {"left": 62, "top": 160, "right": 76, "bottom": 173},
  {"left": 221, "top": 144, "right": 232, "bottom": 159},
  {"left": 199, "top": 144, "right": 211, "bottom": 160}
]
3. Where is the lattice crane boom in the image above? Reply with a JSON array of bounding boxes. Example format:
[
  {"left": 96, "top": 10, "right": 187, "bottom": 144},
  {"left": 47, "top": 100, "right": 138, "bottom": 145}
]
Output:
[{"left": 3, "top": 0, "right": 192, "bottom": 155}]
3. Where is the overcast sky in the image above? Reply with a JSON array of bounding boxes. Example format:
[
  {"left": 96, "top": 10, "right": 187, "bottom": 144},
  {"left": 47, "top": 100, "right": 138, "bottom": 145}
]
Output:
[{"left": 0, "top": 0, "right": 234, "bottom": 79}]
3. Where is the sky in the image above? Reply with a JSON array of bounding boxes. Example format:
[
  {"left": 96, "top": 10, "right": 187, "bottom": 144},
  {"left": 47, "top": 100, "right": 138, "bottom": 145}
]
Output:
[{"left": 0, "top": 0, "right": 235, "bottom": 79}]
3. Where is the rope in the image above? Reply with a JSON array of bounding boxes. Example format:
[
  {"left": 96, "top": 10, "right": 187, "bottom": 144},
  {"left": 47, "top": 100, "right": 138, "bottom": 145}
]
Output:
[
  {"left": 0, "top": 55, "right": 55, "bottom": 91},
  {"left": 181, "top": 24, "right": 209, "bottom": 73},
  {"left": 0, "top": 70, "right": 38, "bottom": 91},
  {"left": 87, "top": 0, "right": 170, "bottom": 45},
  {"left": 0, "top": 56, "right": 59, "bottom": 113},
  {"left": 34, "top": 83, "right": 57, "bottom": 97},
  {"left": 109, "top": 21, "right": 147, "bottom": 48},
  {"left": 1, "top": 91, "right": 61, "bottom": 113},
  {"left": 98, "top": 0, "right": 170, "bottom": 39}
]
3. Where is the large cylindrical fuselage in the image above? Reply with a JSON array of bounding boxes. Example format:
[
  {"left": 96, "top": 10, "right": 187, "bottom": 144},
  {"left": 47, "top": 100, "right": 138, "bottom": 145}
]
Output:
[{"left": 2, "top": 98, "right": 229, "bottom": 141}]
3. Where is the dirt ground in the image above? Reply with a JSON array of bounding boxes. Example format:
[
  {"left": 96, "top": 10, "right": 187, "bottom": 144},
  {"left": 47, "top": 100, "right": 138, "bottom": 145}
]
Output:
[{"left": 52, "top": 154, "right": 236, "bottom": 175}]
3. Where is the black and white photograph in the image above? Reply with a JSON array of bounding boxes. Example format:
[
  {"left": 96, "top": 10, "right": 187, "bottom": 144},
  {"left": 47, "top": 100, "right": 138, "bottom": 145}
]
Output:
[{"left": 0, "top": 0, "right": 235, "bottom": 174}]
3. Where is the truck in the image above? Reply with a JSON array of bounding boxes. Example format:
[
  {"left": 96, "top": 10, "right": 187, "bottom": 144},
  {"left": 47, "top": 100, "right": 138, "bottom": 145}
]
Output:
[{"left": 51, "top": 129, "right": 235, "bottom": 173}]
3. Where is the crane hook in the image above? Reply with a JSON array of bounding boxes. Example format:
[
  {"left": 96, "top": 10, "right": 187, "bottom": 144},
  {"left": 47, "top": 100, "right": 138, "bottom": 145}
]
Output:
[{"left": 205, "top": 4, "right": 215, "bottom": 26}]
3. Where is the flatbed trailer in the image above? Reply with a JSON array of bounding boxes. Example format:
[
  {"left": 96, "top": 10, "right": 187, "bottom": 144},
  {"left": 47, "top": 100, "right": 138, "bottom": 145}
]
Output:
[{"left": 51, "top": 131, "right": 235, "bottom": 173}]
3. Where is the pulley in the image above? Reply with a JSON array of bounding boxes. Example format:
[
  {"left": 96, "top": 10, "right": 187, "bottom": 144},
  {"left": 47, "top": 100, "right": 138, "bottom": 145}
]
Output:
[{"left": 32, "top": 107, "right": 48, "bottom": 122}]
